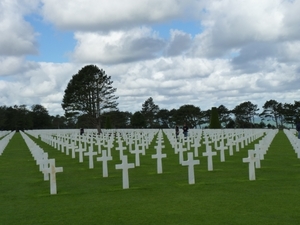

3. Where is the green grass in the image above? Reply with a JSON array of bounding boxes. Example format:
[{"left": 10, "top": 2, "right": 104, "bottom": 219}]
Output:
[{"left": 1, "top": 130, "right": 300, "bottom": 225}]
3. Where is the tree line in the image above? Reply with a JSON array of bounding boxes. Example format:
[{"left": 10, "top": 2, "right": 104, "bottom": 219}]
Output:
[
  {"left": 1, "top": 65, "right": 299, "bottom": 131},
  {"left": 0, "top": 97, "right": 300, "bottom": 130},
  {"left": 1, "top": 98, "right": 299, "bottom": 131}
]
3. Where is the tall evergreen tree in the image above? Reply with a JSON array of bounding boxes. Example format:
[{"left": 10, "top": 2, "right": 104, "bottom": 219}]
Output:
[
  {"left": 62, "top": 65, "right": 118, "bottom": 134},
  {"left": 141, "top": 97, "right": 159, "bottom": 128},
  {"left": 209, "top": 107, "right": 221, "bottom": 128}
]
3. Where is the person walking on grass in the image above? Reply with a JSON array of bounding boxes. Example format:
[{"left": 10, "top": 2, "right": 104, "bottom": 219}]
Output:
[{"left": 296, "top": 121, "right": 300, "bottom": 139}]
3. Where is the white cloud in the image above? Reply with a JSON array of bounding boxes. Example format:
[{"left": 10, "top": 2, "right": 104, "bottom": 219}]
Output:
[
  {"left": 191, "top": 0, "right": 287, "bottom": 58},
  {"left": 165, "top": 30, "right": 192, "bottom": 56},
  {"left": 41, "top": 0, "right": 195, "bottom": 31},
  {"left": 0, "top": 57, "right": 39, "bottom": 76},
  {"left": 281, "top": 0, "right": 300, "bottom": 40},
  {"left": 278, "top": 41, "right": 300, "bottom": 62},
  {"left": 0, "top": 0, "right": 39, "bottom": 56},
  {"left": 0, "top": 62, "right": 78, "bottom": 114},
  {"left": 72, "top": 27, "right": 165, "bottom": 64}
]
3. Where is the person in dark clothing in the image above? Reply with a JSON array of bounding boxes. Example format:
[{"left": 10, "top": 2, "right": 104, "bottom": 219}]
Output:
[
  {"left": 182, "top": 123, "right": 188, "bottom": 139},
  {"left": 80, "top": 128, "right": 84, "bottom": 135},
  {"left": 175, "top": 125, "right": 179, "bottom": 139},
  {"left": 296, "top": 121, "right": 300, "bottom": 139}
]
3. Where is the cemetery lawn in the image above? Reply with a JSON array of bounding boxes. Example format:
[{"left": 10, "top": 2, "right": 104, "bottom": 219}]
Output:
[{"left": 1, "top": 130, "right": 300, "bottom": 225}]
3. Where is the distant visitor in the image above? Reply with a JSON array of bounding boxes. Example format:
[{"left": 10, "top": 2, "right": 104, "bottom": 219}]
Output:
[
  {"left": 183, "top": 123, "right": 189, "bottom": 139},
  {"left": 175, "top": 125, "right": 179, "bottom": 139}
]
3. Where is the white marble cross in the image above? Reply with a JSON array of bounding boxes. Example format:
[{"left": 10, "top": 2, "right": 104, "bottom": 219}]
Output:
[
  {"left": 70, "top": 141, "right": 78, "bottom": 158},
  {"left": 182, "top": 152, "right": 200, "bottom": 184},
  {"left": 115, "top": 155, "right": 135, "bottom": 189},
  {"left": 203, "top": 135, "right": 211, "bottom": 148},
  {"left": 43, "top": 159, "right": 63, "bottom": 194},
  {"left": 131, "top": 147, "right": 144, "bottom": 167},
  {"left": 226, "top": 138, "right": 234, "bottom": 156},
  {"left": 84, "top": 144, "right": 98, "bottom": 169},
  {"left": 64, "top": 140, "right": 72, "bottom": 156},
  {"left": 151, "top": 148, "right": 167, "bottom": 174},
  {"left": 202, "top": 145, "right": 217, "bottom": 171},
  {"left": 40, "top": 152, "right": 49, "bottom": 181},
  {"left": 182, "top": 136, "right": 191, "bottom": 150},
  {"left": 176, "top": 142, "right": 187, "bottom": 164},
  {"left": 191, "top": 138, "right": 201, "bottom": 157},
  {"left": 235, "top": 139, "right": 240, "bottom": 152},
  {"left": 96, "top": 150, "right": 112, "bottom": 177},
  {"left": 240, "top": 135, "right": 245, "bottom": 148},
  {"left": 127, "top": 138, "right": 134, "bottom": 152},
  {"left": 75, "top": 144, "right": 86, "bottom": 163},
  {"left": 106, "top": 138, "right": 114, "bottom": 157},
  {"left": 242, "top": 150, "right": 256, "bottom": 181},
  {"left": 215, "top": 139, "right": 227, "bottom": 162},
  {"left": 116, "top": 140, "right": 127, "bottom": 160},
  {"left": 95, "top": 136, "right": 103, "bottom": 154},
  {"left": 254, "top": 143, "right": 265, "bottom": 160}
]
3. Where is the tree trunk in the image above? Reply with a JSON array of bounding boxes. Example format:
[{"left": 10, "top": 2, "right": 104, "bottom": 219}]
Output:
[{"left": 96, "top": 120, "right": 102, "bottom": 134}]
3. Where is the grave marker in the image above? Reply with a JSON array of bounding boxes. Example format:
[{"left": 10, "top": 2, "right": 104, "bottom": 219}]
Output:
[
  {"left": 116, "top": 140, "right": 127, "bottom": 160},
  {"left": 202, "top": 145, "right": 217, "bottom": 171},
  {"left": 215, "top": 139, "right": 227, "bottom": 162},
  {"left": 115, "top": 155, "right": 135, "bottom": 189},
  {"left": 40, "top": 152, "right": 49, "bottom": 181},
  {"left": 151, "top": 149, "right": 167, "bottom": 174},
  {"left": 43, "top": 159, "right": 63, "bottom": 194},
  {"left": 176, "top": 142, "right": 187, "bottom": 164},
  {"left": 75, "top": 142, "right": 86, "bottom": 163},
  {"left": 242, "top": 150, "right": 256, "bottom": 181},
  {"left": 182, "top": 152, "right": 200, "bottom": 184},
  {"left": 131, "top": 147, "right": 143, "bottom": 166},
  {"left": 96, "top": 150, "right": 112, "bottom": 177},
  {"left": 84, "top": 144, "right": 98, "bottom": 169},
  {"left": 191, "top": 138, "right": 201, "bottom": 157}
]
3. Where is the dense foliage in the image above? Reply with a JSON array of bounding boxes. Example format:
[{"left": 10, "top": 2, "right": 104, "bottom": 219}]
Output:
[
  {"left": 0, "top": 99, "right": 299, "bottom": 131},
  {"left": 62, "top": 65, "right": 118, "bottom": 133},
  {"left": 0, "top": 105, "right": 52, "bottom": 131}
]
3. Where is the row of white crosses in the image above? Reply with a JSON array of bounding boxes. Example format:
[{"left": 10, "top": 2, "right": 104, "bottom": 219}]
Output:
[
  {"left": 204, "top": 129, "right": 270, "bottom": 180},
  {"left": 20, "top": 131, "right": 63, "bottom": 194},
  {"left": 0, "top": 131, "right": 15, "bottom": 156},
  {"left": 37, "top": 129, "right": 159, "bottom": 189},
  {"left": 165, "top": 128, "right": 271, "bottom": 183},
  {"left": 102, "top": 130, "right": 157, "bottom": 188},
  {"left": 31, "top": 128, "right": 274, "bottom": 189},
  {"left": 166, "top": 129, "right": 213, "bottom": 182},
  {"left": 283, "top": 129, "right": 300, "bottom": 157},
  {"left": 100, "top": 130, "right": 157, "bottom": 189},
  {"left": 152, "top": 130, "right": 167, "bottom": 174},
  {"left": 164, "top": 129, "right": 201, "bottom": 184},
  {"left": 242, "top": 129, "right": 278, "bottom": 180}
]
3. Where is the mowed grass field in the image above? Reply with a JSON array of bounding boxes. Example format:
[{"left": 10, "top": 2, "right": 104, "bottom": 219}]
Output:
[{"left": 0, "top": 130, "right": 300, "bottom": 225}]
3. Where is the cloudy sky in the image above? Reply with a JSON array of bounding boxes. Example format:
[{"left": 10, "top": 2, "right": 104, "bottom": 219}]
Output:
[{"left": 1, "top": 0, "right": 300, "bottom": 116}]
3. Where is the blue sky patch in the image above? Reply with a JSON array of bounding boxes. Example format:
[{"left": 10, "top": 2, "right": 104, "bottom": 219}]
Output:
[
  {"left": 24, "top": 14, "right": 75, "bottom": 63},
  {"left": 152, "top": 19, "right": 203, "bottom": 39}
]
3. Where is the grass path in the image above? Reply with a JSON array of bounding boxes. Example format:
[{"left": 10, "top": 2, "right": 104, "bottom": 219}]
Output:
[{"left": 0, "top": 131, "right": 300, "bottom": 225}]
